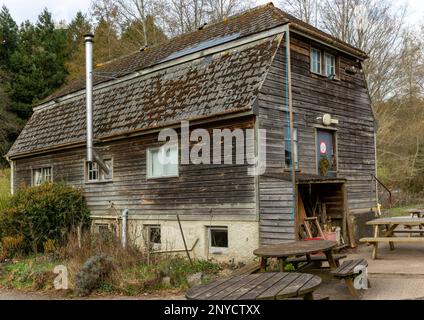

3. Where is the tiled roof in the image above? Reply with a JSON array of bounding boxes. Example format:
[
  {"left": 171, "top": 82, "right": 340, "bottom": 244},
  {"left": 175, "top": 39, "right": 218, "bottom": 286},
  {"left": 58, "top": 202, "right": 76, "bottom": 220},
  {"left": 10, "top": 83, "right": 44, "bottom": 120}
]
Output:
[
  {"left": 39, "top": 3, "right": 367, "bottom": 105},
  {"left": 7, "top": 3, "right": 368, "bottom": 158},
  {"left": 7, "top": 36, "right": 281, "bottom": 157}
]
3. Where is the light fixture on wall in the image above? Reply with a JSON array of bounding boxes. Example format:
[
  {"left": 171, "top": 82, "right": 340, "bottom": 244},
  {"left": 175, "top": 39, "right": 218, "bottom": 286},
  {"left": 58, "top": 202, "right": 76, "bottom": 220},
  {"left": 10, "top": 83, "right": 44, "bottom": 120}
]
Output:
[{"left": 317, "top": 113, "right": 339, "bottom": 126}]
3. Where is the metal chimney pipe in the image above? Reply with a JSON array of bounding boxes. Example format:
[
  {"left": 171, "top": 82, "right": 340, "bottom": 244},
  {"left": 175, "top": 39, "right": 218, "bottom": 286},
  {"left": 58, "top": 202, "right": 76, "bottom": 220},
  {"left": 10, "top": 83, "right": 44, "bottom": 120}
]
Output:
[{"left": 85, "top": 34, "right": 94, "bottom": 163}]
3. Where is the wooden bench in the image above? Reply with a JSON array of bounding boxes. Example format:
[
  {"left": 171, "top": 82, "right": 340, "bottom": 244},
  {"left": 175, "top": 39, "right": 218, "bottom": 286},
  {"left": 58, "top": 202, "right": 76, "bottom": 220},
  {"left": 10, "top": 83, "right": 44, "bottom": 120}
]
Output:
[
  {"left": 287, "top": 254, "right": 347, "bottom": 269},
  {"left": 331, "top": 259, "right": 369, "bottom": 299}
]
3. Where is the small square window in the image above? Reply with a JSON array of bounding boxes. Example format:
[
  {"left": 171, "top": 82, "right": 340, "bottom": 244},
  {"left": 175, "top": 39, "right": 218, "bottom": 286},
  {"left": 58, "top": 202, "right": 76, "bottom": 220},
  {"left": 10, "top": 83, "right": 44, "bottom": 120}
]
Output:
[
  {"left": 32, "top": 167, "right": 53, "bottom": 186},
  {"left": 86, "top": 159, "right": 113, "bottom": 182},
  {"left": 145, "top": 225, "right": 161, "bottom": 250},
  {"left": 94, "top": 223, "right": 110, "bottom": 234},
  {"left": 147, "top": 145, "right": 179, "bottom": 179},
  {"left": 101, "top": 159, "right": 113, "bottom": 180},
  {"left": 87, "top": 162, "right": 99, "bottom": 181},
  {"left": 208, "top": 227, "right": 228, "bottom": 253}
]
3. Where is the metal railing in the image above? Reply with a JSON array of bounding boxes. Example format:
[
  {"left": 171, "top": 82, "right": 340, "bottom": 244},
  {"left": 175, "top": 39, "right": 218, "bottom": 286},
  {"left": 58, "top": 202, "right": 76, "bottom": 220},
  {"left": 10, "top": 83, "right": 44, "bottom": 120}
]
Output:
[{"left": 373, "top": 175, "right": 392, "bottom": 207}]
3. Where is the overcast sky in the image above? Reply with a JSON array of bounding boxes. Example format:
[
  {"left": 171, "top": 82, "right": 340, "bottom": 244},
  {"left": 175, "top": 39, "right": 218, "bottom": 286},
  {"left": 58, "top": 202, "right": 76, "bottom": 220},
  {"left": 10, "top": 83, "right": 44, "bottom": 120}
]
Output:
[{"left": 1, "top": 0, "right": 423, "bottom": 27}]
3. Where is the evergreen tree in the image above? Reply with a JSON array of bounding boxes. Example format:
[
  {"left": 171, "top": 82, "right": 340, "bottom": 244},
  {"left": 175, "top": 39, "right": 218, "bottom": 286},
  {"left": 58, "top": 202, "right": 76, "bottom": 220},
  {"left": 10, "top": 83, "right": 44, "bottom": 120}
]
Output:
[
  {"left": 93, "top": 18, "right": 121, "bottom": 65},
  {"left": 8, "top": 9, "right": 69, "bottom": 119},
  {"left": 0, "top": 5, "right": 18, "bottom": 69},
  {"left": 66, "top": 11, "right": 92, "bottom": 80}
]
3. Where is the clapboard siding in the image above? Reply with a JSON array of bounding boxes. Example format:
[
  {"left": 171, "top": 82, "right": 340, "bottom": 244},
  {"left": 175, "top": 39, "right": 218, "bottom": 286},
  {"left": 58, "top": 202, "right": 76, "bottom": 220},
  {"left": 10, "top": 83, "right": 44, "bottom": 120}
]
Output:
[
  {"left": 257, "top": 33, "right": 376, "bottom": 243},
  {"left": 289, "top": 33, "right": 376, "bottom": 211},
  {"left": 14, "top": 116, "right": 258, "bottom": 222}
]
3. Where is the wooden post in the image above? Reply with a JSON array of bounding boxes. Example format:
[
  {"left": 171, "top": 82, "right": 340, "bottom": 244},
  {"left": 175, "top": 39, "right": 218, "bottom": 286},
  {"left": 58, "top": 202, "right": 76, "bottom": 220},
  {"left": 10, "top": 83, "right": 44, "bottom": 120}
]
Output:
[
  {"left": 177, "top": 214, "right": 193, "bottom": 266},
  {"left": 77, "top": 224, "right": 82, "bottom": 249},
  {"left": 372, "top": 225, "right": 379, "bottom": 260}
]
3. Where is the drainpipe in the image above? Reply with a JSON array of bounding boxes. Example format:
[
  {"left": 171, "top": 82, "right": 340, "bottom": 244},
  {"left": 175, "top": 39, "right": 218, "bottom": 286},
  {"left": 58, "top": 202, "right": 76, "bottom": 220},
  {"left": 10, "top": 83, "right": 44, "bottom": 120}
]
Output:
[
  {"left": 122, "top": 208, "right": 128, "bottom": 248},
  {"left": 85, "top": 34, "right": 94, "bottom": 163},
  {"left": 5, "top": 156, "right": 14, "bottom": 195}
]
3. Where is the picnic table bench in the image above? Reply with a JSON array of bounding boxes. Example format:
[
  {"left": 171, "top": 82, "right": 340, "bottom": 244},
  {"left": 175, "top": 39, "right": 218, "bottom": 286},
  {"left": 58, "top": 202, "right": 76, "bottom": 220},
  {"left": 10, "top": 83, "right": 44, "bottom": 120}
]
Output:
[
  {"left": 287, "top": 253, "right": 347, "bottom": 269},
  {"left": 186, "top": 272, "right": 322, "bottom": 300},
  {"left": 331, "top": 259, "right": 369, "bottom": 299},
  {"left": 253, "top": 240, "right": 339, "bottom": 272},
  {"left": 360, "top": 217, "right": 424, "bottom": 259}
]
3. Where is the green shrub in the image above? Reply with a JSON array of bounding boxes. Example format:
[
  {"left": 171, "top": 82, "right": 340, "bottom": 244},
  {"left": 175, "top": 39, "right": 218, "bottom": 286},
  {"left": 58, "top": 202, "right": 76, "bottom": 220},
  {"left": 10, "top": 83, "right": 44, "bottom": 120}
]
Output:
[
  {"left": 0, "top": 169, "right": 10, "bottom": 212},
  {"left": 74, "top": 254, "right": 114, "bottom": 296},
  {"left": 0, "top": 182, "right": 90, "bottom": 255}
]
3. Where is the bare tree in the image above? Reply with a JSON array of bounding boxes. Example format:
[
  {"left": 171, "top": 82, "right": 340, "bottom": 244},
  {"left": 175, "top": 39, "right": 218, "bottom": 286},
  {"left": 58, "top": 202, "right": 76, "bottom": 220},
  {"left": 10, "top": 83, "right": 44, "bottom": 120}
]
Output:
[
  {"left": 115, "top": 0, "right": 152, "bottom": 46},
  {"left": 279, "top": 0, "right": 319, "bottom": 26},
  {"left": 159, "top": 0, "right": 253, "bottom": 36},
  {"left": 319, "top": 0, "right": 406, "bottom": 106},
  {"left": 205, "top": 0, "right": 252, "bottom": 23}
]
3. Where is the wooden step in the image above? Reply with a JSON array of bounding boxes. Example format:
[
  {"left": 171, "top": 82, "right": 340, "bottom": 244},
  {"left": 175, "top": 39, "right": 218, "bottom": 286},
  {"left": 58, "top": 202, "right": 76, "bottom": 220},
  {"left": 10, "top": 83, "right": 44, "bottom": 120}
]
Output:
[{"left": 360, "top": 237, "right": 424, "bottom": 243}]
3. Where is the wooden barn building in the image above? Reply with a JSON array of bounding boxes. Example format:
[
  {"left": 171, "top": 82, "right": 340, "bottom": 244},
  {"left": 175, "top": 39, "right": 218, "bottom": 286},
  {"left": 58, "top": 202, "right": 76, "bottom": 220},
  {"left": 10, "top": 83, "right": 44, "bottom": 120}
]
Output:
[{"left": 6, "top": 3, "right": 377, "bottom": 261}]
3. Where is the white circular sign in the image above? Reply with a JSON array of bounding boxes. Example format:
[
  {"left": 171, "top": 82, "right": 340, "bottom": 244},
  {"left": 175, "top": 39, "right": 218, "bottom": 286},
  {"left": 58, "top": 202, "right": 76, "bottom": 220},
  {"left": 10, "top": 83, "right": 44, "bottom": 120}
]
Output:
[{"left": 320, "top": 142, "right": 327, "bottom": 154}]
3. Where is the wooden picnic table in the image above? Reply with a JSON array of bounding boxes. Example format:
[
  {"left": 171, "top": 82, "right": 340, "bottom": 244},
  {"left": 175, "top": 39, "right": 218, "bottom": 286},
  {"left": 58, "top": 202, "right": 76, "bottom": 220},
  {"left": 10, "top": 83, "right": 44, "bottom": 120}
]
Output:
[
  {"left": 406, "top": 208, "right": 424, "bottom": 218},
  {"left": 253, "top": 240, "right": 339, "bottom": 272},
  {"left": 361, "top": 217, "right": 424, "bottom": 259},
  {"left": 186, "top": 272, "right": 322, "bottom": 300}
]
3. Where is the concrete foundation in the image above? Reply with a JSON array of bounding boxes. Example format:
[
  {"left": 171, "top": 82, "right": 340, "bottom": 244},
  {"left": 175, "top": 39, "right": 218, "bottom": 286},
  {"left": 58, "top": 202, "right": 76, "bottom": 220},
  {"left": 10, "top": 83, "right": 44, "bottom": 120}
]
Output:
[
  {"left": 93, "top": 218, "right": 260, "bottom": 263},
  {"left": 349, "top": 210, "right": 375, "bottom": 242}
]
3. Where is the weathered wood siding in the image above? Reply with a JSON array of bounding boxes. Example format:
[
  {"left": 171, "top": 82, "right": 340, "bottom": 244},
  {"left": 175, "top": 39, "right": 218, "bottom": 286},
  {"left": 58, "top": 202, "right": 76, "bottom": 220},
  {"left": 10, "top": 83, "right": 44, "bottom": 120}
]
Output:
[
  {"left": 289, "top": 33, "right": 376, "bottom": 211},
  {"left": 257, "top": 33, "right": 376, "bottom": 244},
  {"left": 14, "top": 116, "right": 258, "bottom": 222},
  {"left": 257, "top": 38, "right": 297, "bottom": 244}
]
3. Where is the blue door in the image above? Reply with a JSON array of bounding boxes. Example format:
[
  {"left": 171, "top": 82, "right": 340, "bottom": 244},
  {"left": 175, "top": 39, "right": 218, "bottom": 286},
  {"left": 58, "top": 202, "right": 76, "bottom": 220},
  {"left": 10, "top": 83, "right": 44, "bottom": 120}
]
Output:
[{"left": 317, "top": 129, "right": 337, "bottom": 176}]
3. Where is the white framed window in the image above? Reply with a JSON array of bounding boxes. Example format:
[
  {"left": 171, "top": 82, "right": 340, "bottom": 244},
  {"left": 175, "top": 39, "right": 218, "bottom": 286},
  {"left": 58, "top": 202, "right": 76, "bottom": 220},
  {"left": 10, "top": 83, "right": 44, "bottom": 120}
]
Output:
[
  {"left": 147, "top": 145, "right": 179, "bottom": 179},
  {"left": 325, "top": 53, "right": 336, "bottom": 77},
  {"left": 32, "top": 167, "right": 53, "bottom": 186},
  {"left": 87, "top": 161, "right": 99, "bottom": 181},
  {"left": 285, "top": 127, "right": 299, "bottom": 170},
  {"left": 311, "top": 48, "right": 322, "bottom": 74},
  {"left": 208, "top": 227, "right": 228, "bottom": 254},
  {"left": 86, "top": 159, "right": 113, "bottom": 182}
]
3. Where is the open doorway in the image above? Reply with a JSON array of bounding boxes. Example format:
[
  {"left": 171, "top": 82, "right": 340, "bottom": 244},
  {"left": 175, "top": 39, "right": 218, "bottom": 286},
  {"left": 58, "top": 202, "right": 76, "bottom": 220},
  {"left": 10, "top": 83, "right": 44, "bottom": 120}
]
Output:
[{"left": 297, "top": 181, "right": 349, "bottom": 246}]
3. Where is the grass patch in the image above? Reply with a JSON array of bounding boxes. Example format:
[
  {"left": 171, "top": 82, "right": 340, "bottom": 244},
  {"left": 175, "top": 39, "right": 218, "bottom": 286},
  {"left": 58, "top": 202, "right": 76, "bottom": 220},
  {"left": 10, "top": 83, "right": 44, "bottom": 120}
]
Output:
[
  {"left": 0, "top": 257, "right": 58, "bottom": 290},
  {"left": 383, "top": 204, "right": 424, "bottom": 217}
]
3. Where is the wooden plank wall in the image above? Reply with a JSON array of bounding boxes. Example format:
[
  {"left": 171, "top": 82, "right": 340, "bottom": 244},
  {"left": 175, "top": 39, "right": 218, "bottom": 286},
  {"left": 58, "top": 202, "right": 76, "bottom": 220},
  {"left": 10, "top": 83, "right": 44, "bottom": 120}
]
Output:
[
  {"left": 13, "top": 116, "right": 258, "bottom": 222},
  {"left": 289, "top": 33, "right": 376, "bottom": 211},
  {"left": 257, "top": 38, "right": 297, "bottom": 244},
  {"left": 257, "top": 33, "right": 376, "bottom": 244}
]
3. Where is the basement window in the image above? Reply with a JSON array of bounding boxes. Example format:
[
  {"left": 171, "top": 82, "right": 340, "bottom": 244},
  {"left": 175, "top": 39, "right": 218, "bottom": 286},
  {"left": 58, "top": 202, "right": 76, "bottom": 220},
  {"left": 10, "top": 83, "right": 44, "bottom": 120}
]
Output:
[
  {"left": 147, "top": 145, "right": 179, "bottom": 179},
  {"left": 32, "top": 167, "right": 53, "bottom": 186},
  {"left": 208, "top": 227, "right": 228, "bottom": 253},
  {"left": 86, "top": 159, "right": 113, "bottom": 182},
  {"left": 94, "top": 223, "right": 110, "bottom": 234},
  {"left": 145, "top": 225, "right": 161, "bottom": 250}
]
